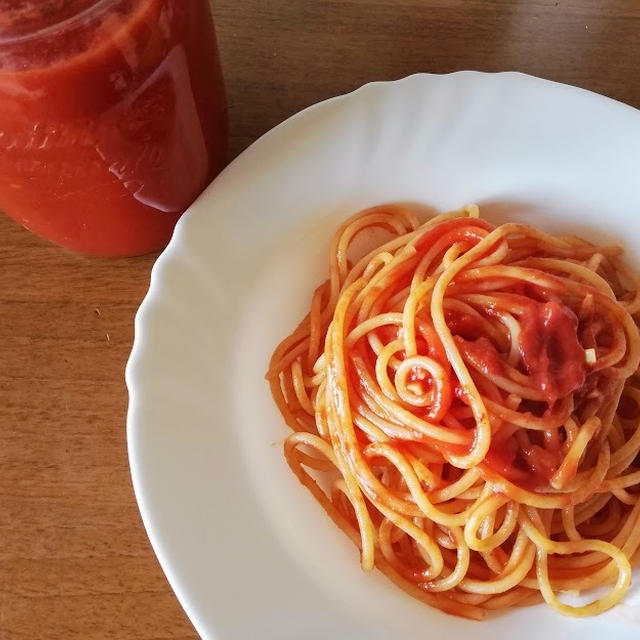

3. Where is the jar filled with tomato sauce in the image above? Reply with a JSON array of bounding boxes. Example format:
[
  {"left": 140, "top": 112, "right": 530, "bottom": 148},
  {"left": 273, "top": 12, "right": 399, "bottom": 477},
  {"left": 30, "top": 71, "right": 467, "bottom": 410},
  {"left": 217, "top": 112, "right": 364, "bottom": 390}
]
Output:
[{"left": 0, "top": 0, "right": 227, "bottom": 256}]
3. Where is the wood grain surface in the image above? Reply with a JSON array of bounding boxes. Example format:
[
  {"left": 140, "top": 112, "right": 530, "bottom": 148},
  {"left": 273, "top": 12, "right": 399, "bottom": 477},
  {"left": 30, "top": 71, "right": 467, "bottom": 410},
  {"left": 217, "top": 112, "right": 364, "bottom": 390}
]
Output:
[{"left": 2, "top": 1, "right": 640, "bottom": 638}]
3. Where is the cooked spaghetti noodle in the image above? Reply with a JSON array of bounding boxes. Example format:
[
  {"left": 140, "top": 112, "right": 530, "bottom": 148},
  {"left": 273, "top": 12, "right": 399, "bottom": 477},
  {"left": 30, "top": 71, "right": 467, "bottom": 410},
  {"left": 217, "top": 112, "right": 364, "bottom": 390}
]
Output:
[{"left": 266, "top": 204, "right": 640, "bottom": 620}]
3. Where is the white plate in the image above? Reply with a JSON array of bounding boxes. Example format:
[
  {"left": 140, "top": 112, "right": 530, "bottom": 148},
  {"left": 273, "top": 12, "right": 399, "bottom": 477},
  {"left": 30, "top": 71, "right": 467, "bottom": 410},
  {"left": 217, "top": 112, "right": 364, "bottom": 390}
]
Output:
[{"left": 126, "top": 72, "right": 640, "bottom": 640}]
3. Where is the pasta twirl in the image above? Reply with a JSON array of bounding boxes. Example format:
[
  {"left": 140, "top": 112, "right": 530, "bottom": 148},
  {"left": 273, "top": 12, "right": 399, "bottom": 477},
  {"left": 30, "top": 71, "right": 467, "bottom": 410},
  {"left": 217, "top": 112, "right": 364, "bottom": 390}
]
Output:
[{"left": 266, "top": 204, "right": 640, "bottom": 620}]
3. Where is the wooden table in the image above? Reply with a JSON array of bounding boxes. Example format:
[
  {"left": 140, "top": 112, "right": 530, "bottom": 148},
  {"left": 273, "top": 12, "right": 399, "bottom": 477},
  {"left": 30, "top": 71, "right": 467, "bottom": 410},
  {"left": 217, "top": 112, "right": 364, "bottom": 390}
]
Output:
[{"left": 2, "top": 1, "right": 640, "bottom": 638}]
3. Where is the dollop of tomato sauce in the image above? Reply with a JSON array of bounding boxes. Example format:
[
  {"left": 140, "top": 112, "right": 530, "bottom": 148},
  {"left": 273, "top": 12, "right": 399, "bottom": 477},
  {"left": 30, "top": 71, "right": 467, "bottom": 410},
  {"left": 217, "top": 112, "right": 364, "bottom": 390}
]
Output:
[
  {"left": 519, "top": 301, "right": 586, "bottom": 404},
  {"left": 448, "top": 300, "right": 589, "bottom": 489},
  {"left": 446, "top": 311, "right": 484, "bottom": 341},
  {"left": 455, "top": 336, "right": 503, "bottom": 377}
]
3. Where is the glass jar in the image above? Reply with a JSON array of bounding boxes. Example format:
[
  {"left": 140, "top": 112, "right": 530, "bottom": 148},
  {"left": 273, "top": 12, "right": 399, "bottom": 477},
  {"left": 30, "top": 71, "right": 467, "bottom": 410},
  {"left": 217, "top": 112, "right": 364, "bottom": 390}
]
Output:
[{"left": 0, "top": 0, "right": 227, "bottom": 256}]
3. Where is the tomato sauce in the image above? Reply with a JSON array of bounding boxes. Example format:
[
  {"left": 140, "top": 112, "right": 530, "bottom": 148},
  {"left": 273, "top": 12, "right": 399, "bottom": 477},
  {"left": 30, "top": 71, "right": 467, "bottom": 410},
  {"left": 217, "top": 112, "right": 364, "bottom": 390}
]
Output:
[
  {"left": 447, "top": 299, "right": 588, "bottom": 488},
  {"left": 455, "top": 335, "right": 503, "bottom": 377},
  {"left": 0, "top": 0, "right": 227, "bottom": 256},
  {"left": 519, "top": 301, "right": 586, "bottom": 403}
]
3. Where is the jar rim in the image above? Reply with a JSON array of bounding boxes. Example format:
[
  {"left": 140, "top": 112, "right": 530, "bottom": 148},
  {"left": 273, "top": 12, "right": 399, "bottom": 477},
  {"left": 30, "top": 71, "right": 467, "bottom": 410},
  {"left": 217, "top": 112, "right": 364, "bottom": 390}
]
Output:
[{"left": 0, "top": 0, "right": 122, "bottom": 45}]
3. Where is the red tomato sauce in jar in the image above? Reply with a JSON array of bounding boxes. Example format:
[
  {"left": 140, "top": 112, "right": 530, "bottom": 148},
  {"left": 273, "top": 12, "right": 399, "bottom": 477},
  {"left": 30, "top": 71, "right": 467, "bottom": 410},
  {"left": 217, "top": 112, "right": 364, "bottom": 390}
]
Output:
[{"left": 0, "top": 0, "right": 227, "bottom": 256}]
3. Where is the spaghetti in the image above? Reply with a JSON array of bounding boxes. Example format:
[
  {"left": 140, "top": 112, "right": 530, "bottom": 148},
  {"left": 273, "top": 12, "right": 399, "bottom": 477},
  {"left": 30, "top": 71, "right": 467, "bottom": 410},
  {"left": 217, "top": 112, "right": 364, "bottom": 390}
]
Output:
[{"left": 266, "top": 204, "right": 640, "bottom": 619}]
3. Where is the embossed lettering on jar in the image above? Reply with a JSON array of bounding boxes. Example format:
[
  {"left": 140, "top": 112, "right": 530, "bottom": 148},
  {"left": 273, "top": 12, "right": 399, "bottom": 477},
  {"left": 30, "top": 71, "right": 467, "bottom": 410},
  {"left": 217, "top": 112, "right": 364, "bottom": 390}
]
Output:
[{"left": 0, "top": 0, "right": 227, "bottom": 256}]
